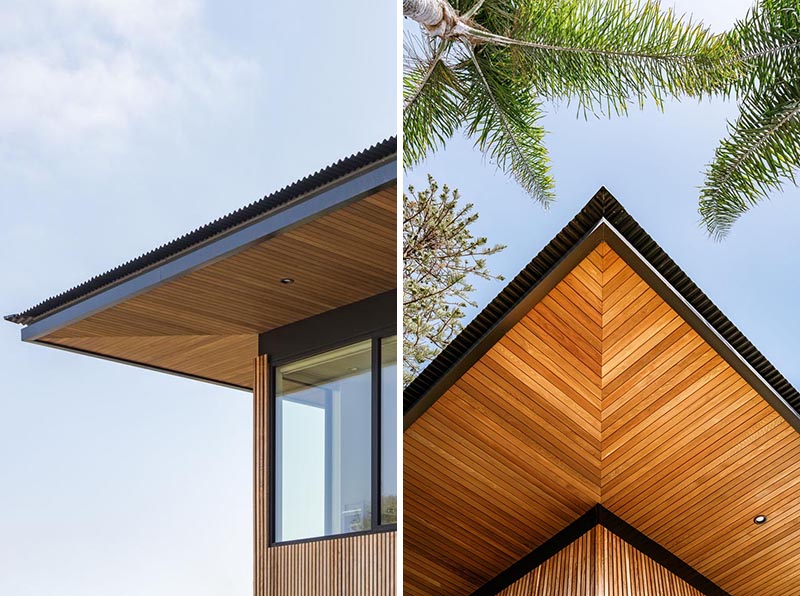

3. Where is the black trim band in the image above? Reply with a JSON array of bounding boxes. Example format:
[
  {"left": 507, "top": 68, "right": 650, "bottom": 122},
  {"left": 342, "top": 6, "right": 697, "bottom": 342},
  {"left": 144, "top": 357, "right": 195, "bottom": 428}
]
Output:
[
  {"left": 471, "top": 507, "right": 599, "bottom": 596},
  {"left": 259, "top": 290, "right": 396, "bottom": 364},
  {"left": 471, "top": 505, "right": 730, "bottom": 596}
]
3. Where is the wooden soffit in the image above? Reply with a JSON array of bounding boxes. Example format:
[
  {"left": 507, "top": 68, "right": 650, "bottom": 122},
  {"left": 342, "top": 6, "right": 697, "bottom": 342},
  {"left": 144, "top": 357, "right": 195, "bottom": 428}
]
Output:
[
  {"left": 31, "top": 185, "right": 396, "bottom": 389},
  {"left": 404, "top": 229, "right": 800, "bottom": 596}
]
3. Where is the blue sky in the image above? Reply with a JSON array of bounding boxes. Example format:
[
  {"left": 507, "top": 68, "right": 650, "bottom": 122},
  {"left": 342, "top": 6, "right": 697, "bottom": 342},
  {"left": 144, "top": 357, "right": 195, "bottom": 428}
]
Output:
[
  {"left": 406, "top": 0, "right": 800, "bottom": 390},
  {"left": 0, "top": 1, "right": 394, "bottom": 595}
]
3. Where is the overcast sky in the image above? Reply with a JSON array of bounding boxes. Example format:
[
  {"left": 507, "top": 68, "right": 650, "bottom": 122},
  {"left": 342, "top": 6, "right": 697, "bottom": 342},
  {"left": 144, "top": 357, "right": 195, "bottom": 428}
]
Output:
[
  {"left": 406, "top": 0, "right": 800, "bottom": 393},
  {"left": 0, "top": 1, "right": 394, "bottom": 595}
]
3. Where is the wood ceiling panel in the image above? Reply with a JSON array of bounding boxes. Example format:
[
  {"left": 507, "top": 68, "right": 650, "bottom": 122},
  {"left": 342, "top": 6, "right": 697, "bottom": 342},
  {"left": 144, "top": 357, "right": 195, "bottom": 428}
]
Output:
[
  {"left": 47, "top": 187, "right": 396, "bottom": 339},
  {"left": 405, "top": 242, "right": 800, "bottom": 595},
  {"left": 39, "top": 188, "right": 395, "bottom": 388},
  {"left": 599, "top": 252, "right": 800, "bottom": 596},
  {"left": 404, "top": 262, "right": 603, "bottom": 596},
  {"left": 47, "top": 334, "right": 257, "bottom": 388}
]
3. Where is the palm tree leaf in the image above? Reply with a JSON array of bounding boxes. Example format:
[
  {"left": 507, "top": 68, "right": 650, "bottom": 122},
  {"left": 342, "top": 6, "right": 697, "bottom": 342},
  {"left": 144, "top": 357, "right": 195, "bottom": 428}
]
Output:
[
  {"left": 700, "top": 0, "right": 800, "bottom": 237},
  {"left": 462, "top": 45, "right": 554, "bottom": 205},
  {"left": 403, "top": 32, "right": 465, "bottom": 167},
  {"left": 467, "top": 0, "right": 738, "bottom": 116},
  {"left": 701, "top": 85, "right": 800, "bottom": 239}
]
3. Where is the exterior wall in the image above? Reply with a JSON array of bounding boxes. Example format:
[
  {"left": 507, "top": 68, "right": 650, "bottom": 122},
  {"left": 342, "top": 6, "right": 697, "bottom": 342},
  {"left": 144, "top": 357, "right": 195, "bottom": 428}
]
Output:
[
  {"left": 266, "top": 532, "right": 396, "bottom": 595},
  {"left": 598, "top": 528, "right": 704, "bottom": 596},
  {"left": 253, "top": 355, "right": 396, "bottom": 596},
  {"left": 497, "top": 529, "right": 596, "bottom": 596},
  {"left": 497, "top": 526, "right": 704, "bottom": 596}
]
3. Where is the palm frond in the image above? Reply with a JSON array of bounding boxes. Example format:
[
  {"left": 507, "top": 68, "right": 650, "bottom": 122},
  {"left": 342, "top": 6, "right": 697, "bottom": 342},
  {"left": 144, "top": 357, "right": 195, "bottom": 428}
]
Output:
[
  {"left": 403, "top": 32, "right": 464, "bottom": 167},
  {"left": 463, "top": 45, "right": 554, "bottom": 205},
  {"left": 700, "top": 0, "right": 800, "bottom": 237},
  {"left": 470, "top": 0, "right": 738, "bottom": 116},
  {"left": 732, "top": 0, "right": 800, "bottom": 84}
]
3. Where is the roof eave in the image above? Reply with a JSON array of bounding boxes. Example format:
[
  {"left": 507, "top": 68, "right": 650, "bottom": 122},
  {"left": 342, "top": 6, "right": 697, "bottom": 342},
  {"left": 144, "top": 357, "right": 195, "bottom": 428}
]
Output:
[
  {"left": 6, "top": 137, "right": 397, "bottom": 327},
  {"left": 14, "top": 156, "right": 396, "bottom": 343},
  {"left": 404, "top": 188, "right": 800, "bottom": 434}
]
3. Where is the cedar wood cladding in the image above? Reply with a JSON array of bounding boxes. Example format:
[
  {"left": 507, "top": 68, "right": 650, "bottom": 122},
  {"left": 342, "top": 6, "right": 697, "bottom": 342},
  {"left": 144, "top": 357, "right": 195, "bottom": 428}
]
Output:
[
  {"left": 404, "top": 191, "right": 800, "bottom": 596},
  {"left": 495, "top": 526, "right": 705, "bottom": 596},
  {"left": 405, "top": 242, "right": 800, "bottom": 595},
  {"left": 254, "top": 355, "right": 396, "bottom": 596},
  {"left": 404, "top": 188, "right": 800, "bottom": 420}
]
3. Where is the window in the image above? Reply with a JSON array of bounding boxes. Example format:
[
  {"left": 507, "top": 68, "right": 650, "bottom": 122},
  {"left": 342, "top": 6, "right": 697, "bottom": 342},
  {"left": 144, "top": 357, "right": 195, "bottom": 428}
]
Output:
[
  {"left": 380, "top": 336, "right": 397, "bottom": 524},
  {"left": 274, "top": 335, "right": 396, "bottom": 543}
]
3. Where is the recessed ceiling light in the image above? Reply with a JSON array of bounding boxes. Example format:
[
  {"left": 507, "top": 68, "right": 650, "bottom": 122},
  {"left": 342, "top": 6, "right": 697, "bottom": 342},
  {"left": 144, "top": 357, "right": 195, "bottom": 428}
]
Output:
[
  {"left": 280, "top": 278, "right": 294, "bottom": 285},
  {"left": 754, "top": 515, "right": 767, "bottom": 524}
]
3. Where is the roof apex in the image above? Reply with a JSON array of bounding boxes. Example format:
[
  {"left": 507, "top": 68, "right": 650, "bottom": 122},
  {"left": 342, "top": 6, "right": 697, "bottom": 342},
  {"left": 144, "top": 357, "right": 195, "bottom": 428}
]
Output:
[{"left": 404, "top": 188, "right": 800, "bottom": 429}]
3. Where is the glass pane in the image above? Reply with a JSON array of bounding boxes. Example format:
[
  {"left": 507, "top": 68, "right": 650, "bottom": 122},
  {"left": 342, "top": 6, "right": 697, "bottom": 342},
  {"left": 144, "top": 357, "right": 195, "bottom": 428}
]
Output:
[
  {"left": 275, "top": 340, "right": 372, "bottom": 542},
  {"left": 381, "top": 336, "right": 397, "bottom": 524}
]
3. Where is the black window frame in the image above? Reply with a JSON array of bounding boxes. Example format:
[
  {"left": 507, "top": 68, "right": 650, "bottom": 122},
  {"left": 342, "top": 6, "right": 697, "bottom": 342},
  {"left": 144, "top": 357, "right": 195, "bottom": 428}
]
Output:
[{"left": 261, "top": 291, "right": 397, "bottom": 546}]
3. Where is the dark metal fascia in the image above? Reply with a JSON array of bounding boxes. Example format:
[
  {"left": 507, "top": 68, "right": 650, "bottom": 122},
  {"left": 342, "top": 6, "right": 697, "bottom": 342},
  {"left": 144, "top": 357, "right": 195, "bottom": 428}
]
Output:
[
  {"left": 18, "top": 159, "right": 396, "bottom": 343},
  {"left": 6, "top": 138, "right": 397, "bottom": 326}
]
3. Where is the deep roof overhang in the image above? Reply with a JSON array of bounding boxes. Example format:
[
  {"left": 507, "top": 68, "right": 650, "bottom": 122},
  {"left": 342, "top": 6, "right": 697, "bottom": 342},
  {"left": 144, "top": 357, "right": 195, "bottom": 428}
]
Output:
[
  {"left": 404, "top": 188, "right": 800, "bottom": 432},
  {"left": 403, "top": 188, "right": 800, "bottom": 596},
  {"left": 7, "top": 139, "right": 397, "bottom": 390}
]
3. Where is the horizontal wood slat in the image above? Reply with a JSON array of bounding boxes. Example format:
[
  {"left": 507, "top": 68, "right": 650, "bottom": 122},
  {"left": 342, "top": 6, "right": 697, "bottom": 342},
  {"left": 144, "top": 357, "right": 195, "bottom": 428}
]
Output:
[
  {"left": 40, "top": 187, "right": 396, "bottom": 388},
  {"left": 405, "top": 242, "right": 800, "bottom": 595}
]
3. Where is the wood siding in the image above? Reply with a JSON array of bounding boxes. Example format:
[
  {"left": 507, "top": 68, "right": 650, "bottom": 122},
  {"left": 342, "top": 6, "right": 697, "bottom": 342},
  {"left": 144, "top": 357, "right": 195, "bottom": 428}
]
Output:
[
  {"left": 497, "top": 527, "right": 704, "bottom": 596},
  {"left": 266, "top": 532, "right": 396, "bottom": 596},
  {"left": 43, "top": 186, "right": 396, "bottom": 388},
  {"left": 405, "top": 242, "right": 800, "bottom": 595},
  {"left": 255, "top": 354, "right": 270, "bottom": 596},
  {"left": 254, "top": 355, "right": 396, "bottom": 596}
]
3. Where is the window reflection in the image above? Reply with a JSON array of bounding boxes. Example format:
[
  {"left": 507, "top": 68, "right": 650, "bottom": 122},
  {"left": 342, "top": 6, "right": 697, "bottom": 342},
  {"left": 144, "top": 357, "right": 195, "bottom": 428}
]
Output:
[
  {"left": 275, "top": 340, "right": 372, "bottom": 542},
  {"left": 381, "top": 336, "right": 397, "bottom": 524}
]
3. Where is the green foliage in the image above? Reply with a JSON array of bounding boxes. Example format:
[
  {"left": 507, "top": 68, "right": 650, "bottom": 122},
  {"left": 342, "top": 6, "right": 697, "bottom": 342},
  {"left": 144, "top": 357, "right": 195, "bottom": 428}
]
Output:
[
  {"left": 505, "top": 0, "right": 735, "bottom": 115},
  {"left": 464, "top": 44, "right": 554, "bottom": 204},
  {"left": 403, "top": 176, "right": 505, "bottom": 383},
  {"left": 404, "top": 36, "right": 465, "bottom": 167},
  {"left": 700, "top": 0, "right": 800, "bottom": 237},
  {"left": 403, "top": 0, "right": 736, "bottom": 206}
]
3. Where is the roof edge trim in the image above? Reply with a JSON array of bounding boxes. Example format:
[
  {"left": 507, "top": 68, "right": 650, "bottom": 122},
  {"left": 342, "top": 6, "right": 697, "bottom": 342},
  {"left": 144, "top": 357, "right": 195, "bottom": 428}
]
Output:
[
  {"left": 6, "top": 137, "right": 396, "bottom": 327},
  {"left": 17, "top": 158, "right": 395, "bottom": 342},
  {"left": 404, "top": 188, "right": 800, "bottom": 431},
  {"left": 602, "top": 220, "right": 800, "bottom": 435}
]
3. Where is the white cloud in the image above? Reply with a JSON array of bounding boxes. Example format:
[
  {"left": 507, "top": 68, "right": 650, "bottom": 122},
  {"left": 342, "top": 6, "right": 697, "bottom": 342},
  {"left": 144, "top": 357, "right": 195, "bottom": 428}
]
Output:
[{"left": 0, "top": 0, "right": 256, "bottom": 148}]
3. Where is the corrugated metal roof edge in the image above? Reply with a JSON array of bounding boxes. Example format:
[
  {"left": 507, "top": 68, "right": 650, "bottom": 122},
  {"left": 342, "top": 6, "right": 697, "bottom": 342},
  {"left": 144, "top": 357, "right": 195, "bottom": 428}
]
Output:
[
  {"left": 6, "top": 137, "right": 397, "bottom": 325},
  {"left": 403, "top": 187, "right": 800, "bottom": 418}
]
